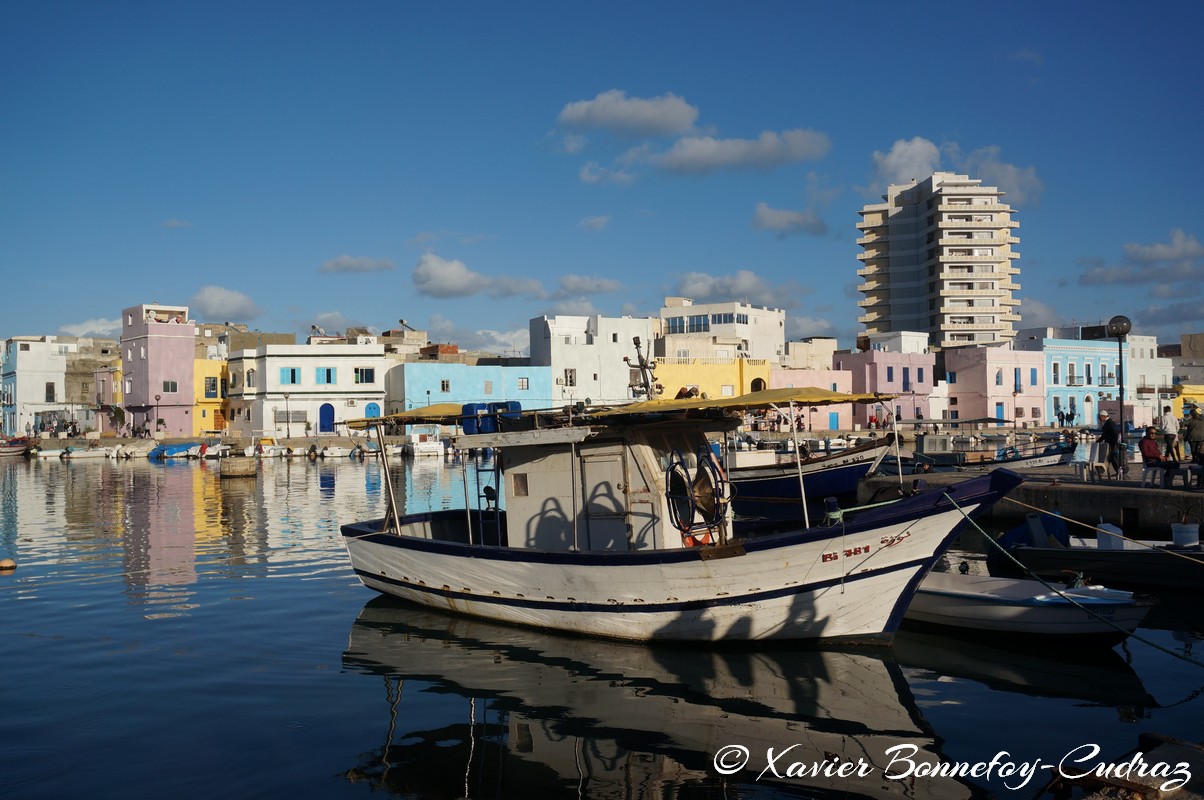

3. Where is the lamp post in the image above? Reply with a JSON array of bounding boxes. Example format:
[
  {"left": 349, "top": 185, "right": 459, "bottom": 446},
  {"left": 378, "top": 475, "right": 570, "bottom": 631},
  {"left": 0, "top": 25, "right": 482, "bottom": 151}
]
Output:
[
  {"left": 1106, "top": 315, "right": 1132, "bottom": 459},
  {"left": 808, "top": 406, "right": 817, "bottom": 433},
  {"left": 1012, "top": 390, "right": 1019, "bottom": 434},
  {"left": 283, "top": 393, "right": 291, "bottom": 439}
]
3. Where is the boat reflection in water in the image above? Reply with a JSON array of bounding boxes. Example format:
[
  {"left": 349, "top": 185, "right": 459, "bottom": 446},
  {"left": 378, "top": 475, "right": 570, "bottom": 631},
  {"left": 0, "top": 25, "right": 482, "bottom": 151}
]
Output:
[
  {"left": 892, "top": 630, "right": 1155, "bottom": 718},
  {"left": 341, "top": 598, "right": 977, "bottom": 799}
]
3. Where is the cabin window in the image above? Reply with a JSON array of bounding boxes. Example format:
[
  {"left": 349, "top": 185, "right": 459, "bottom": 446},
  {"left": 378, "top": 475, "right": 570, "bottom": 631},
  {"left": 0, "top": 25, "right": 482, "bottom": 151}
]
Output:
[
  {"left": 563, "top": 369, "right": 576, "bottom": 387},
  {"left": 512, "top": 473, "right": 528, "bottom": 497},
  {"left": 440, "top": 380, "right": 450, "bottom": 392},
  {"left": 517, "top": 377, "right": 529, "bottom": 390},
  {"left": 483, "top": 380, "right": 493, "bottom": 395}
]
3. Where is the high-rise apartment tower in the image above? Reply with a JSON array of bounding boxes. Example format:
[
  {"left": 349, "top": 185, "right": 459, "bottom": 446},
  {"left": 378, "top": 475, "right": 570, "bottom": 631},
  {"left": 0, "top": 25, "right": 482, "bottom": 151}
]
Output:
[{"left": 856, "top": 172, "right": 1021, "bottom": 349}]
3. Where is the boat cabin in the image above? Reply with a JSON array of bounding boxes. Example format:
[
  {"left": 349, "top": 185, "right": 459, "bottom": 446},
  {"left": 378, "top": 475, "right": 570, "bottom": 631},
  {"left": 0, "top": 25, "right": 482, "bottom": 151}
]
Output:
[{"left": 426, "top": 416, "right": 739, "bottom": 553}]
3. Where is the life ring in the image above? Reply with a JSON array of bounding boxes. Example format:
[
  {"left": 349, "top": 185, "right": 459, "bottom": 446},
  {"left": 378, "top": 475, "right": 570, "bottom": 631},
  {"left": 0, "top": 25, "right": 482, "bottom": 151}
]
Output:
[{"left": 683, "top": 531, "right": 714, "bottom": 547}]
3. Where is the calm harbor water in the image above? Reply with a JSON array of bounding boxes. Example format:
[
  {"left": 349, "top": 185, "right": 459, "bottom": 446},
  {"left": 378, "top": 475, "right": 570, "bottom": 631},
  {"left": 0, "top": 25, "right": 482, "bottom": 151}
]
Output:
[{"left": 1, "top": 455, "right": 1201, "bottom": 799}]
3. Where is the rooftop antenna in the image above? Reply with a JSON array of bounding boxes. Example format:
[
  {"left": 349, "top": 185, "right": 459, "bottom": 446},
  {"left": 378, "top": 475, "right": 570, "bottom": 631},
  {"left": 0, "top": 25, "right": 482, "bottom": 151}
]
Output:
[{"left": 624, "top": 336, "right": 659, "bottom": 399}]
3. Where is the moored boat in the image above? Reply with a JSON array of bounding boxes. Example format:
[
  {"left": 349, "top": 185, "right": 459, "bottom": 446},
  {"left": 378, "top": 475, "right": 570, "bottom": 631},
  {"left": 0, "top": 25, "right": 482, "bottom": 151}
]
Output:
[
  {"left": 0, "top": 437, "right": 32, "bottom": 457},
  {"left": 904, "top": 570, "right": 1154, "bottom": 645},
  {"left": 987, "top": 512, "right": 1204, "bottom": 593},
  {"left": 340, "top": 387, "right": 1024, "bottom": 644},
  {"left": 60, "top": 445, "right": 116, "bottom": 460}
]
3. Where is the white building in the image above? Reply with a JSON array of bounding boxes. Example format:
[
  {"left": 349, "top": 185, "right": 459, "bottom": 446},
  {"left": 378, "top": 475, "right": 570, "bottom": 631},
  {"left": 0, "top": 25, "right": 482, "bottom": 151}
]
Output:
[
  {"left": 781, "top": 337, "right": 838, "bottom": 370},
  {"left": 226, "top": 339, "right": 387, "bottom": 438},
  {"left": 856, "top": 172, "right": 1021, "bottom": 349},
  {"left": 529, "top": 314, "right": 659, "bottom": 405},
  {"left": 2, "top": 336, "right": 83, "bottom": 436},
  {"left": 656, "top": 297, "right": 785, "bottom": 363}
]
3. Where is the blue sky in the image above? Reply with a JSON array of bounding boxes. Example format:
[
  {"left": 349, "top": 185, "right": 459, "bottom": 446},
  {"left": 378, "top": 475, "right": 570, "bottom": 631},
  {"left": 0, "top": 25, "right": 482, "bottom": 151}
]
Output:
[{"left": 3, "top": 2, "right": 1202, "bottom": 353}]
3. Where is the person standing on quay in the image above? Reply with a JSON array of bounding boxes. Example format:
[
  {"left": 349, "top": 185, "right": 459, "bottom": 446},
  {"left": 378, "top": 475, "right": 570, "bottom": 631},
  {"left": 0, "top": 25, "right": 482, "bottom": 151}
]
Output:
[
  {"left": 1097, "top": 410, "right": 1123, "bottom": 477},
  {"left": 1159, "top": 405, "right": 1183, "bottom": 461},
  {"left": 1184, "top": 407, "right": 1204, "bottom": 465}
]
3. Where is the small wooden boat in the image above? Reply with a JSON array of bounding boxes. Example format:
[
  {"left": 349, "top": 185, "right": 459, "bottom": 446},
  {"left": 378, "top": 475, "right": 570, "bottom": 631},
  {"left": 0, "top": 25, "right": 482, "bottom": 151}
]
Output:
[
  {"left": 904, "top": 570, "right": 1154, "bottom": 645},
  {"left": 0, "top": 437, "right": 31, "bottom": 457}
]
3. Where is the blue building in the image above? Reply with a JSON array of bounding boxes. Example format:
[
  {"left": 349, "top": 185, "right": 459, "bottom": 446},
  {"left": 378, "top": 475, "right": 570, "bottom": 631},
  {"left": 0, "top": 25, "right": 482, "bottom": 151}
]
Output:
[
  {"left": 1014, "top": 327, "right": 1127, "bottom": 428},
  {"left": 387, "top": 360, "right": 554, "bottom": 417}
]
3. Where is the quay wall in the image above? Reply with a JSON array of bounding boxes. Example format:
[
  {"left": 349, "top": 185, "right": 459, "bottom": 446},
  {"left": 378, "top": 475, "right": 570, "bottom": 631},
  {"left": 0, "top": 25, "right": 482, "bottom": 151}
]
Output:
[{"left": 861, "top": 467, "right": 1204, "bottom": 535}]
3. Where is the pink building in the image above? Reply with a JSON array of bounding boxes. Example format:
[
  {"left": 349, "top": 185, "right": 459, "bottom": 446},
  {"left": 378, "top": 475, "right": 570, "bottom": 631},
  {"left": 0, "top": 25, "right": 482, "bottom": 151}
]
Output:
[
  {"left": 120, "top": 303, "right": 196, "bottom": 437},
  {"left": 770, "top": 368, "right": 856, "bottom": 432},
  {"left": 943, "top": 344, "right": 1047, "bottom": 428},
  {"left": 834, "top": 347, "right": 936, "bottom": 428}
]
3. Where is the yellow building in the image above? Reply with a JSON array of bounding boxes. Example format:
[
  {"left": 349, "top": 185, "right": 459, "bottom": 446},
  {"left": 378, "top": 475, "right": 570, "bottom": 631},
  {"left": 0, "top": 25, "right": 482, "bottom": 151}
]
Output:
[
  {"left": 193, "top": 358, "right": 228, "bottom": 436},
  {"left": 653, "top": 357, "right": 771, "bottom": 400}
]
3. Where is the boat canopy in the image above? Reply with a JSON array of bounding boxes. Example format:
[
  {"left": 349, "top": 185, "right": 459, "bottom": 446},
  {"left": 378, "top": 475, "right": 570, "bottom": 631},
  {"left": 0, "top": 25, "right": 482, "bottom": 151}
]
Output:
[{"left": 593, "top": 387, "right": 893, "bottom": 416}]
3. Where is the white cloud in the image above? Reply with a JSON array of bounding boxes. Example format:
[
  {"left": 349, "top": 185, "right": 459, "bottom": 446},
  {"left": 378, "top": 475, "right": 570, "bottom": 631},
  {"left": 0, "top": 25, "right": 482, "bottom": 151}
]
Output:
[
  {"left": 556, "top": 275, "right": 622, "bottom": 297},
  {"left": 674, "top": 269, "right": 801, "bottom": 309},
  {"left": 412, "top": 253, "right": 487, "bottom": 298},
  {"left": 957, "top": 145, "right": 1045, "bottom": 206},
  {"left": 1016, "top": 297, "right": 1062, "bottom": 328},
  {"left": 784, "top": 315, "right": 837, "bottom": 340},
  {"left": 577, "top": 215, "right": 610, "bottom": 231},
  {"left": 60, "top": 317, "right": 121, "bottom": 337},
  {"left": 1124, "top": 228, "right": 1204, "bottom": 263},
  {"left": 549, "top": 298, "right": 598, "bottom": 316},
  {"left": 579, "top": 161, "right": 634, "bottom": 185},
  {"left": 490, "top": 275, "right": 546, "bottom": 299},
  {"left": 1080, "top": 229, "right": 1204, "bottom": 286},
  {"left": 561, "top": 133, "right": 587, "bottom": 154},
  {"left": 558, "top": 89, "right": 699, "bottom": 136},
  {"left": 653, "top": 129, "right": 830, "bottom": 174},
  {"left": 188, "top": 285, "right": 260, "bottom": 321},
  {"left": 870, "top": 137, "right": 942, "bottom": 187},
  {"left": 751, "top": 202, "right": 827, "bottom": 237},
  {"left": 426, "top": 314, "right": 529, "bottom": 355},
  {"left": 320, "top": 254, "right": 395, "bottom": 273}
]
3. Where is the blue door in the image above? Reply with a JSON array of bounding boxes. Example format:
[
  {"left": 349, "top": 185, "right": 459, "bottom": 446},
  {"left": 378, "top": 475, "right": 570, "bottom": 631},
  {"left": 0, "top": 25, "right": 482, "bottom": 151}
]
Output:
[
  {"left": 319, "top": 403, "right": 335, "bottom": 433},
  {"left": 828, "top": 411, "right": 839, "bottom": 431},
  {"left": 995, "top": 402, "right": 1005, "bottom": 426},
  {"left": 365, "top": 403, "right": 381, "bottom": 418}
]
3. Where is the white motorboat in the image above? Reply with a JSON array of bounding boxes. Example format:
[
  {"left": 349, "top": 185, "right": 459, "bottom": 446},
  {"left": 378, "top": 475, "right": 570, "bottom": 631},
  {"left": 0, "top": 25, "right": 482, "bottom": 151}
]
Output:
[
  {"left": 340, "top": 386, "right": 1023, "bottom": 644},
  {"left": 60, "top": 445, "right": 116, "bottom": 460},
  {"left": 904, "top": 570, "right": 1154, "bottom": 645},
  {"left": 401, "top": 424, "right": 443, "bottom": 457}
]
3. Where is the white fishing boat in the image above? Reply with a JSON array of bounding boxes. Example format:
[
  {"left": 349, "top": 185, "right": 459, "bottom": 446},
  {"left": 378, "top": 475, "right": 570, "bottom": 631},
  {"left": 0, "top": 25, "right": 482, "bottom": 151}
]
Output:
[
  {"left": 904, "top": 570, "right": 1154, "bottom": 645},
  {"left": 340, "top": 385, "right": 1023, "bottom": 644},
  {"left": 401, "top": 423, "right": 443, "bottom": 457}
]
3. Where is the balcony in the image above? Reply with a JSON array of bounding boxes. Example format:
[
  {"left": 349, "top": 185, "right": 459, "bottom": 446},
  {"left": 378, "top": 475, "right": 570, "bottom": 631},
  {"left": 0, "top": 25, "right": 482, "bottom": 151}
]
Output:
[
  {"left": 940, "top": 305, "right": 1007, "bottom": 315},
  {"left": 942, "top": 321, "right": 1012, "bottom": 331}
]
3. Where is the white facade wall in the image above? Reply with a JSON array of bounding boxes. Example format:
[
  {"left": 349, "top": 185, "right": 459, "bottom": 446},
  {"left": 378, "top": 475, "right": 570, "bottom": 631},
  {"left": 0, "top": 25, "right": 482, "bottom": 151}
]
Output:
[
  {"left": 1, "top": 336, "right": 76, "bottom": 436},
  {"left": 530, "top": 314, "right": 658, "bottom": 405},
  {"left": 657, "top": 297, "right": 785, "bottom": 363},
  {"left": 226, "top": 342, "right": 387, "bottom": 438}
]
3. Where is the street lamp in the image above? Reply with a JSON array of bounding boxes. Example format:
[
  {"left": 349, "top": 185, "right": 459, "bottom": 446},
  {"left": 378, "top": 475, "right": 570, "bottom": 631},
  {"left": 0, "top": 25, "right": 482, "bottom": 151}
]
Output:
[
  {"left": 1012, "top": 390, "right": 1019, "bottom": 434},
  {"left": 283, "top": 393, "right": 291, "bottom": 439}
]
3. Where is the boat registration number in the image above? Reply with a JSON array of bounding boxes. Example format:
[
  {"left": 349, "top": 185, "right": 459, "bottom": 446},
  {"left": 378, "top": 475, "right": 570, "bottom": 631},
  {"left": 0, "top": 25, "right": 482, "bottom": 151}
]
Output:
[{"left": 821, "top": 545, "right": 871, "bottom": 563}]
